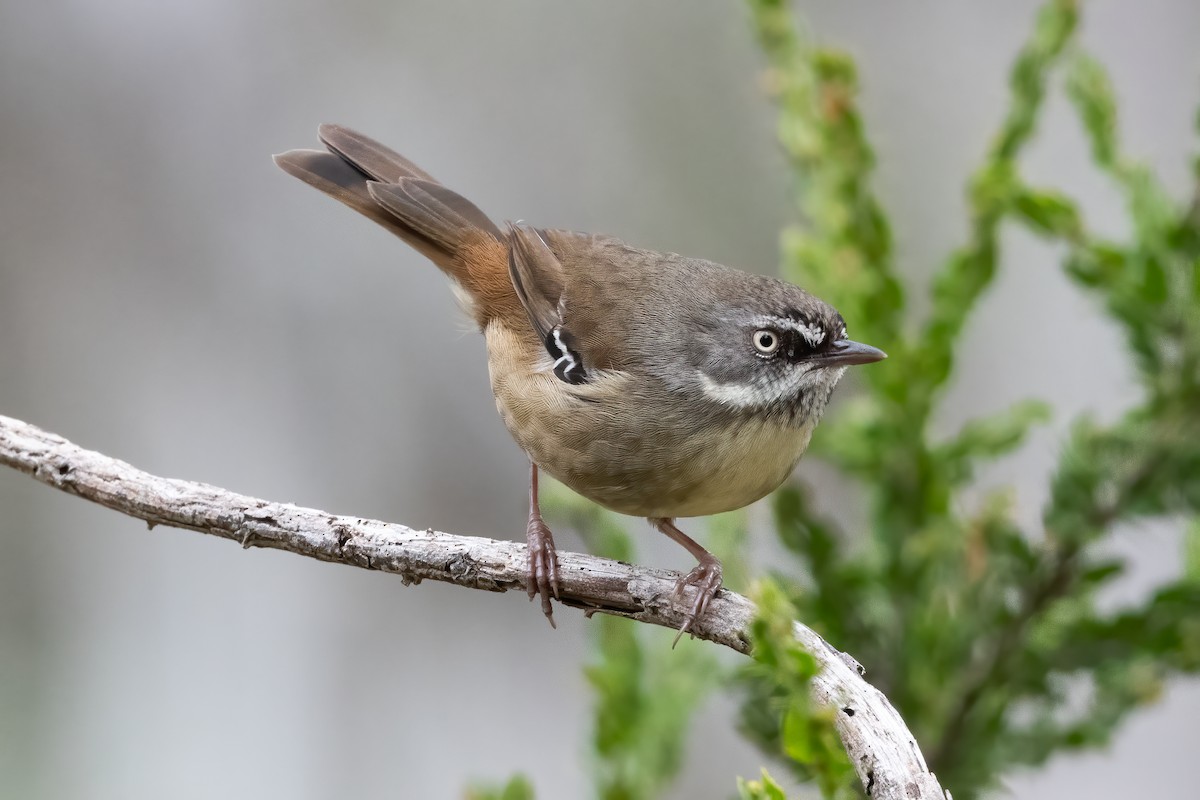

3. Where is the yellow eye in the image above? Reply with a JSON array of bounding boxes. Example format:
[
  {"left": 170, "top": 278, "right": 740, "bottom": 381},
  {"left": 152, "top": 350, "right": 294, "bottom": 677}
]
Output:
[{"left": 752, "top": 329, "right": 781, "bottom": 355}]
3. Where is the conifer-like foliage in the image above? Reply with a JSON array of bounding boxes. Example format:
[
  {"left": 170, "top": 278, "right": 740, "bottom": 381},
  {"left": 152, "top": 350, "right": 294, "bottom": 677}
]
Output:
[
  {"left": 475, "top": 1, "right": 1200, "bottom": 797},
  {"left": 740, "top": 0, "right": 1200, "bottom": 795}
]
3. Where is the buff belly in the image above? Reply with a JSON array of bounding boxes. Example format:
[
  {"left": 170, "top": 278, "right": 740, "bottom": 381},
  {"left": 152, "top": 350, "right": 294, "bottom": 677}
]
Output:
[{"left": 485, "top": 322, "right": 815, "bottom": 518}]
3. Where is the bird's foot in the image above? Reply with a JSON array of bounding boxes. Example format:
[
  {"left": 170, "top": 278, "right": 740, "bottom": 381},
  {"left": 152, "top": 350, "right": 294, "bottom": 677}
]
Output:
[
  {"left": 526, "top": 513, "right": 560, "bottom": 628},
  {"left": 672, "top": 554, "right": 723, "bottom": 646}
]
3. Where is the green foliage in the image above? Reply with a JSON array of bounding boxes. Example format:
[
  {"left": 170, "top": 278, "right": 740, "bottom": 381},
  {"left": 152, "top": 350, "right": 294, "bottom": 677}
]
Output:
[
  {"left": 741, "top": 0, "right": 1200, "bottom": 797},
  {"left": 1186, "top": 519, "right": 1200, "bottom": 582},
  {"left": 546, "top": 487, "right": 726, "bottom": 800},
  {"left": 470, "top": 3, "right": 1199, "bottom": 799},
  {"left": 742, "top": 582, "right": 856, "bottom": 799},
  {"left": 465, "top": 774, "right": 536, "bottom": 800},
  {"left": 583, "top": 611, "right": 718, "bottom": 800},
  {"left": 737, "top": 770, "right": 789, "bottom": 800}
]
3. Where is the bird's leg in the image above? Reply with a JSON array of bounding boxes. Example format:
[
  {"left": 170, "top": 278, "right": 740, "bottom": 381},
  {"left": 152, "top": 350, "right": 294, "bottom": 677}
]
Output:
[
  {"left": 526, "top": 461, "right": 560, "bottom": 628},
  {"left": 649, "top": 517, "right": 723, "bottom": 645}
]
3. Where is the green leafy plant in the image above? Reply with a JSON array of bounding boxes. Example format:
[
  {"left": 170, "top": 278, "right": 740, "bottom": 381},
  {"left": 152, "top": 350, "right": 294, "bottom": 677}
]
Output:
[
  {"left": 553, "top": 492, "right": 724, "bottom": 800},
  {"left": 471, "top": 1, "right": 1200, "bottom": 797},
  {"left": 741, "top": 0, "right": 1200, "bottom": 796},
  {"left": 465, "top": 774, "right": 537, "bottom": 800},
  {"left": 740, "top": 581, "right": 855, "bottom": 799}
]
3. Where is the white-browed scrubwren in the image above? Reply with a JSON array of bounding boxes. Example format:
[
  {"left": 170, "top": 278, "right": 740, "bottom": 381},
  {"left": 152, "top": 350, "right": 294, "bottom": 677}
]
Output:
[{"left": 276, "top": 125, "right": 887, "bottom": 637}]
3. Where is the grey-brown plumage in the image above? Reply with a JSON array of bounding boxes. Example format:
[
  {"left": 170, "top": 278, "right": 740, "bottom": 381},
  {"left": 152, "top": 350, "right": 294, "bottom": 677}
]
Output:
[{"left": 275, "top": 125, "right": 886, "bottom": 635}]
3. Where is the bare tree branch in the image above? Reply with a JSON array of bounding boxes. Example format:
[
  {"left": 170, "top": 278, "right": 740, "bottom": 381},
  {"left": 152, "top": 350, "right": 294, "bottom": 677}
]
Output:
[{"left": 0, "top": 413, "right": 946, "bottom": 800}]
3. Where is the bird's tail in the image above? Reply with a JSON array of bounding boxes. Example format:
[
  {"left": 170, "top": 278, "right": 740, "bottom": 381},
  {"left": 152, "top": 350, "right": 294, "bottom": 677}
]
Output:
[{"left": 274, "top": 124, "right": 514, "bottom": 325}]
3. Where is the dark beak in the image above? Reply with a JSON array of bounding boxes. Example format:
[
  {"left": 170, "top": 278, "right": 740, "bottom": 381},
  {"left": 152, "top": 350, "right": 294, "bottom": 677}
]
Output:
[{"left": 818, "top": 339, "right": 887, "bottom": 367}]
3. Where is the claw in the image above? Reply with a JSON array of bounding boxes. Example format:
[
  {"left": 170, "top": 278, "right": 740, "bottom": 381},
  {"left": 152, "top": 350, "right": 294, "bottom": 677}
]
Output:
[
  {"left": 670, "top": 556, "right": 723, "bottom": 648},
  {"left": 527, "top": 515, "right": 559, "bottom": 628},
  {"left": 525, "top": 460, "right": 560, "bottom": 629},
  {"left": 650, "top": 518, "right": 725, "bottom": 647}
]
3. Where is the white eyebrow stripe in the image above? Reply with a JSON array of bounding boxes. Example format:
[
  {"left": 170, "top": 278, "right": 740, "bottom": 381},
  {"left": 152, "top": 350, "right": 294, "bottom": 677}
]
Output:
[{"left": 752, "top": 315, "right": 826, "bottom": 347}]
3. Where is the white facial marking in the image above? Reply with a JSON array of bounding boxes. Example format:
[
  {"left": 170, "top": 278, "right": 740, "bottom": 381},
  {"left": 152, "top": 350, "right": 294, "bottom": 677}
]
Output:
[
  {"left": 698, "top": 373, "right": 777, "bottom": 408},
  {"left": 742, "top": 315, "right": 826, "bottom": 347},
  {"left": 697, "top": 364, "right": 816, "bottom": 410},
  {"left": 795, "top": 322, "right": 826, "bottom": 347}
]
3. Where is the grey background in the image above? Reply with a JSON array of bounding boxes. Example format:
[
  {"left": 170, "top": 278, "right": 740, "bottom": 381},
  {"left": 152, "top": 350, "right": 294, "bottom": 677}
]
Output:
[{"left": 1, "top": 0, "right": 1197, "bottom": 797}]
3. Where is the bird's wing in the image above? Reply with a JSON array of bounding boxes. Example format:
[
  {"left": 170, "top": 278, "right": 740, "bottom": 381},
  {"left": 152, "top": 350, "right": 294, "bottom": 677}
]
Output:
[
  {"left": 507, "top": 224, "right": 564, "bottom": 344},
  {"left": 507, "top": 224, "right": 589, "bottom": 384},
  {"left": 507, "top": 225, "right": 646, "bottom": 384}
]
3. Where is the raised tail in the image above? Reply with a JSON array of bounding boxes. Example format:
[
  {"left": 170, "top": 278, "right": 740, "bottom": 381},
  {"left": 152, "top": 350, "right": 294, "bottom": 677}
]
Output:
[{"left": 274, "top": 124, "right": 517, "bottom": 326}]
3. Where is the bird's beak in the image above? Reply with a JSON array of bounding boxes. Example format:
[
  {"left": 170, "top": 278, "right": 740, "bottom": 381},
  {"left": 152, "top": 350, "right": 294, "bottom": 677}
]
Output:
[{"left": 818, "top": 339, "right": 888, "bottom": 367}]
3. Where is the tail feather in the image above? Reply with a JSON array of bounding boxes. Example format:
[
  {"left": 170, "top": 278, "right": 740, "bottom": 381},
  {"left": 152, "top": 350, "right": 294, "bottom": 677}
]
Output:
[
  {"left": 367, "top": 179, "right": 501, "bottom": 253},
  {"left": 274, "top": 125, "right": 506, "bottom": 303},
  {"left": 273, "top": 149, "right": 449, "bottom": 266},
  {"left": 317, "top": 123, "right": 437, "bottom": 183}
]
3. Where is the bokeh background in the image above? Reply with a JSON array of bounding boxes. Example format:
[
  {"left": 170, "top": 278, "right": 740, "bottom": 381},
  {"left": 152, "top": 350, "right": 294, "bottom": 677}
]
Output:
[{"left": 2, "top": 1, "right": 1198, "bottom": 797}]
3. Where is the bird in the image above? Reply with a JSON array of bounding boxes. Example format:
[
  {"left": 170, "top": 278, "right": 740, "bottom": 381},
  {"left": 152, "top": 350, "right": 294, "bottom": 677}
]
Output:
[{"left": 274, "top": 124, "right": 886, "bottom": 637}]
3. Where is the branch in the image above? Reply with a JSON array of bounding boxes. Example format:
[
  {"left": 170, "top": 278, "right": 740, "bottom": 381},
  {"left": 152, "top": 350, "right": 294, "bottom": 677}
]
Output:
[{"left": 0, "top": 414, "right": 946, "bottom": 800}]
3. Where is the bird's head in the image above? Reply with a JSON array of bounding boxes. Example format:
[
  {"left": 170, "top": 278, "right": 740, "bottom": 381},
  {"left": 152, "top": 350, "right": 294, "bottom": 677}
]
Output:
[{"left": 681, "top": 274, "right": 886, "bottom": 425}]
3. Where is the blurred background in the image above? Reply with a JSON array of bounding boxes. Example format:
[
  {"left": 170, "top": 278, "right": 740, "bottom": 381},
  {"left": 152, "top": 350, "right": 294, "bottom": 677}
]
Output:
[{"left": 1, "top": 0, "right": 1197, "bottom": 797}]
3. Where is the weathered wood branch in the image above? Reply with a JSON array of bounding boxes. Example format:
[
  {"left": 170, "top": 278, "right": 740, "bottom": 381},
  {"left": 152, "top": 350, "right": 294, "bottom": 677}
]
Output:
[{"left": 0, "top": 413, "right": 946, "bottom": 800}]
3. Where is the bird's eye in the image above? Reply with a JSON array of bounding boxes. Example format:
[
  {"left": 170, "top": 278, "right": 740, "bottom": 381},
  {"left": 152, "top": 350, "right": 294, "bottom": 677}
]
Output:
[{"left": 752, "top": 329, "right": 781, "bottom": 356}]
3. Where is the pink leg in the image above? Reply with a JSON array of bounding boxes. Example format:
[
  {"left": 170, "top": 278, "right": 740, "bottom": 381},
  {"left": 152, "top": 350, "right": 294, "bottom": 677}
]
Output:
[
  {"left": 649, "top": 517, "right": 724, "bottom": 644},
  {"left": 526, "top": 462, "right": 560, "bottom": 628}
]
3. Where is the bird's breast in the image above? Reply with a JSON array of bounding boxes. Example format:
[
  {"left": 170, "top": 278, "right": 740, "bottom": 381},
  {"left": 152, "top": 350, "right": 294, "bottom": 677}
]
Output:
[{"left": 485, "top": 322, "right": 815, "bottom": 518}]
